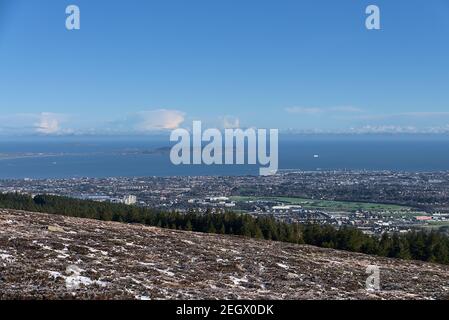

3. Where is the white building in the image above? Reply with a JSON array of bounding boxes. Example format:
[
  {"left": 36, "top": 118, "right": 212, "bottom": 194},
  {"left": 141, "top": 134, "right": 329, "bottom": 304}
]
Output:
[
  {"left": 209, "top": 196, "right": 230, "bottom": 202},
  {"left": 123, "top": 195, "right": 137, "bottom": 205},
  {"left": 271, "top": 205, "right": 303, "bottom": 214}
]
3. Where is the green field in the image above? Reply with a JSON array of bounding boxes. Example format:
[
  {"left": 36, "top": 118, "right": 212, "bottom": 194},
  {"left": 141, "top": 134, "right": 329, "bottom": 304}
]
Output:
[
  {"left": 422, "top": 221, "right": 449, "bottom": 231},
  {"left": 230, "top": 196, "right": 419, "bottom": 214}
]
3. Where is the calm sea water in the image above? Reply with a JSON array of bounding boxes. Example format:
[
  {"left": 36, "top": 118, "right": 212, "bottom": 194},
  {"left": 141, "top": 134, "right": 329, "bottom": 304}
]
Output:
[{"left": 1, "top": 136, "right": 449, "bottom": 179}]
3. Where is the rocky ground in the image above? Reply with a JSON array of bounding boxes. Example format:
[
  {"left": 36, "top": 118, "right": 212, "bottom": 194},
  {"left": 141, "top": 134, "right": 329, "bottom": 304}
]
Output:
[{"left": 1, "top": 209, "right": 449, "bottom": 300}]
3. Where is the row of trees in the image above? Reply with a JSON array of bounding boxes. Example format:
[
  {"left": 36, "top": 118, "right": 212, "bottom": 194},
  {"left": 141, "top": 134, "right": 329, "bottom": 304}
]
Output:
[{"left": 1, "top": 193, "right": 448, "bottom": 265}]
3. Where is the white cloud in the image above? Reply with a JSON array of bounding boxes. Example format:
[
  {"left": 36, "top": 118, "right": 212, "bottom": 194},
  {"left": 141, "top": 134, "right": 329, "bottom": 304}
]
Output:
[
  {"left": 0, "top": 112, "right": 71, "bottom": 135},
  {"left": 135, "top": 109, "right": 185, "bottom": 131},
  {"left": 0, "top": 109, "right": 185, "bottom": 136},
  {"left": 347, "top": 125, "right": 449, "bottom": 134},
  {"left": 285, "top": 107, "right": 323, "bottom": 115},
  {"left": 329, "top": 106, "right": 364, "bottom": 113},
  {"left": 35, "top": 113, "right": 63, "bottom": 134},
  {"left": 344, "top": 111, "right": 449, "bottom": 121}
]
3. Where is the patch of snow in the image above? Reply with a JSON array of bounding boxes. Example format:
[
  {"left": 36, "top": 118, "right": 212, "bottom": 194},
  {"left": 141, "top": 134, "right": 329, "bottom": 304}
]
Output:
[
  {"left": 48, "top": 271, "right": 63, "bottom": 279},
  {"left": 66, "top": 264, "right": 84, "bottom": 275},
  {"left": 44, "top": 265, "right": 109, "bottom": 290},
  {"left": 65, "top": 275, "right": 108, "bottom": 290},
  {"left": 277, "top": 263, "right": 289, "bottom": 270},
  {"left": 138, "top": 261, "right": 155, "bottom": 267},
  {"left": 95, "top": 280, "right": 109, "bottom": 287},
  {"left": 155, "top": 268, "right": 175, "bottom": 277},
  {"left": 130, "top": 278, "right": 142, "bottom": 284},
  {"left": 229, "top": 276, "right": 248, "bottom": 286},
  {"left": 66, "top": 275, "right": 94, "bottom": 290},
  {"left": 0, "top": 253, "right": 14, "bottom": 262}
]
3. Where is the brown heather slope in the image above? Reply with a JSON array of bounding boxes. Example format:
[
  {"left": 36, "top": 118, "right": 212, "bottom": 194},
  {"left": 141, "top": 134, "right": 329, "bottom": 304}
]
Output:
[{"left": 1, "top": 209, "right": 449, "bottom": 300}]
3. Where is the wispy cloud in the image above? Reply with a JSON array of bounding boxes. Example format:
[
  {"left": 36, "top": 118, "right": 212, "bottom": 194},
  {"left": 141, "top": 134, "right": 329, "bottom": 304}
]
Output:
[
  {"left": 347, "top": 125, "right": 449, "bottom": 134},
  {"left": 135, "top": 109, "right": 185, "bottom": 132},
  {"left": 329, "top": 106, "right": 364, "bottom": 113},
  {"left": 2, "top": 107, "right": 449, "bottom": 136},
  {"left": 283, "top": 125, "right": 449, "bottom": 135},
  {"left": 402, "top": 112, "right": 449, "bottom": 117},
  {"left": 285, "top": 106, "right": 364, "bottom": 115},
  {"left": 285, "top": 107, "right": 324, "bottom": 115}
]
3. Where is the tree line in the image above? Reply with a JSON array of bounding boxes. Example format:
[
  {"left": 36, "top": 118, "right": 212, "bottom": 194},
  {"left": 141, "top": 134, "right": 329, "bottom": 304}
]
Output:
[{"left": 0, "top": 193, "right": 448, "bottom": 265}]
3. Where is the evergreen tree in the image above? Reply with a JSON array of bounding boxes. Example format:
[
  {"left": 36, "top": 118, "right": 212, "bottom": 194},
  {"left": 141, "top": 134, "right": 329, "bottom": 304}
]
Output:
[{"left": 1, "top": 193, "right": 449, "bottom": 265}]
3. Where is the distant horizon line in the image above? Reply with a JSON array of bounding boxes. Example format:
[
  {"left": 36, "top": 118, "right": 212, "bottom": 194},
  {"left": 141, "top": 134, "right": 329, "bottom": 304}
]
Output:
[{"left": 2, "top": 132, "right": 449, "bottom": 141}]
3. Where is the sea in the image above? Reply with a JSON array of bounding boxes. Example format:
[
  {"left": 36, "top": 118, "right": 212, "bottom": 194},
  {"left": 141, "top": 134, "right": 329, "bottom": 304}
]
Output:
[{"left": 1, "top": 135, "right": 449, "bottom": 179}]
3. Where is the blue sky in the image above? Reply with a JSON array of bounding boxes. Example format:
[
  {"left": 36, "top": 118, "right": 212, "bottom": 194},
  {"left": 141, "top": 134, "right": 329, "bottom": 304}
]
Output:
[{"left": 0, "top": 0, "right": 448, "bottom": 136}]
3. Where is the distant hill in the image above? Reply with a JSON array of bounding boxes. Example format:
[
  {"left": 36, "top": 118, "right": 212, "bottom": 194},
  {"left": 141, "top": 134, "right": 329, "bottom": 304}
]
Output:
[{"left": 1, "top": 209, "right": 449, "bottom": 300}]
